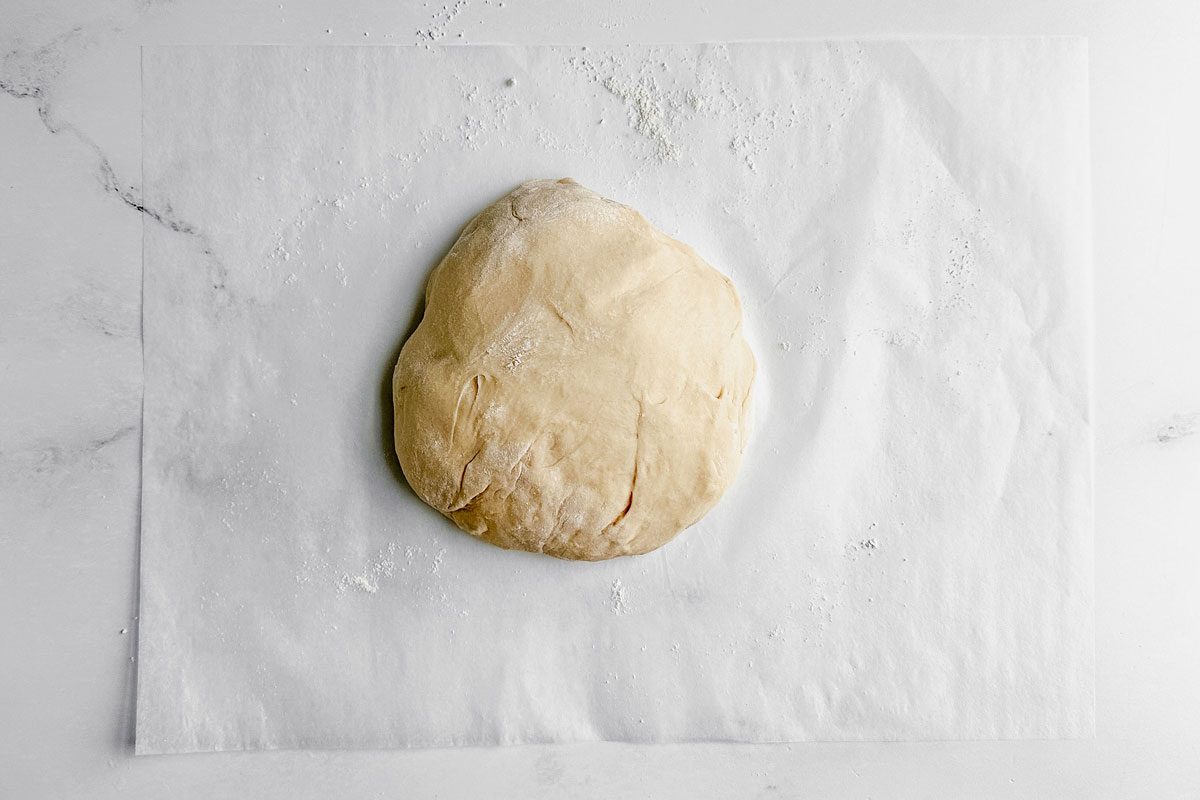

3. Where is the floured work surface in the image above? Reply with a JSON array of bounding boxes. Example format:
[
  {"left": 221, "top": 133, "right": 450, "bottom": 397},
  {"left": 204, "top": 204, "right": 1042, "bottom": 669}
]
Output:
[{"left": 137, "top": 41, "right": 1093, "bottom": 753}]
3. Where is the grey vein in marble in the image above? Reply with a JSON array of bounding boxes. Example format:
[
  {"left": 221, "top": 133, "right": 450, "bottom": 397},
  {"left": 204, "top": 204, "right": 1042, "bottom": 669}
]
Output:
[
  {"left": 2, "top": 27, "right": 209, "bottom": 241},
  {"left": 1156, "top": 413, "right": 1199, "bottom": 444}
]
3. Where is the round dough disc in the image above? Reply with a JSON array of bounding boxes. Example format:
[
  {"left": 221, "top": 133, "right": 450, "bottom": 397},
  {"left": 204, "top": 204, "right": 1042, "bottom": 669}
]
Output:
[{"left": 393, "top": 178, "right": 755, "bottom": 560}]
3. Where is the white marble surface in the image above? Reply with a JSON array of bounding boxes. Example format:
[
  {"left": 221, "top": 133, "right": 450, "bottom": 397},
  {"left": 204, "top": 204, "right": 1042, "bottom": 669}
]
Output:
[{"left": 0, "top": 0, "right": 1197, "bottom": 797}]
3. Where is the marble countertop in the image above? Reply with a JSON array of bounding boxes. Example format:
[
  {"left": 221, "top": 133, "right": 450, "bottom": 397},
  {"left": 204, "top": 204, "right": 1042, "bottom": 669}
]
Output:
[{"left": 1, "top": 0, "right": 1197, "bottom": 797}]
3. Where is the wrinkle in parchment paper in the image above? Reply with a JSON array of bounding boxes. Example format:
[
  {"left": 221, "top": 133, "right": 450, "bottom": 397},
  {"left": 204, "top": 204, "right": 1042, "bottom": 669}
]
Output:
[{"left": 136, "top": 40, "right": 1093, "bottom": 753}]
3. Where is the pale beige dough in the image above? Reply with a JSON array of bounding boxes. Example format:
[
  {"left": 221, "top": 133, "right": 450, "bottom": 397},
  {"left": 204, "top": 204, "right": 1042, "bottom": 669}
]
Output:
[{"left": 393, "top": 178, "right": 755, "bottom": 560}]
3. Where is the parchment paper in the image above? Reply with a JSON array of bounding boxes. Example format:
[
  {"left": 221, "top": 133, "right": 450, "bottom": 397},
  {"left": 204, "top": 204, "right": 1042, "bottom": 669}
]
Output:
[{"left": 136, "top": 40, "right": 1094, "bottom": 753}]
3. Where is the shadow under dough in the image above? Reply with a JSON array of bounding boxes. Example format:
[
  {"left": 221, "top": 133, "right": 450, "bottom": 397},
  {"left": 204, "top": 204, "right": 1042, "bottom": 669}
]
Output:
[{"left": 379, "top": 289, "right": 427, "bottom": 497}]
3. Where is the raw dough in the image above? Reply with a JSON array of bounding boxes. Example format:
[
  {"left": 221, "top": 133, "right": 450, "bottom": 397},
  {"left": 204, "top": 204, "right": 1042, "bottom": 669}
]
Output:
[{"left": 393, "top": 178, "right": 755, "bottom": 560}]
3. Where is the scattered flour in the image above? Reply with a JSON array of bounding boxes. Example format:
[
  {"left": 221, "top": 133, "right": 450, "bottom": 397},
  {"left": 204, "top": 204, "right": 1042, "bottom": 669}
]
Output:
[
  {"left": 609, "top": 578, "right": 629, "bottom": 615},
  {"left": 843, "top": 532, "right": 881, "bottom": 561},
  {"left": 874, "top": 328, "right": 922, "bottom": 348},
  {"left": 566, "top": 47, "right": 808, "bottom": 170},
  {"left": 325, "top": 540, "right": 447, "bottom": 597},
  {"left": 941, "top": 232, "right": 977, "bottom": 311},
  {"left": 602, "top": 76, "right": 683, "bottom": 162},
  {"left": 340, "top": 573, "right": 379, "bottom": 594},
  {"left": 414, "top": 0, "right": 469, "bottom": 43}
]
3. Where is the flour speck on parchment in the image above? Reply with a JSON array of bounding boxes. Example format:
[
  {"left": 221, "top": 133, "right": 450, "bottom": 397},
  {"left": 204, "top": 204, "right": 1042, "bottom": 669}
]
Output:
[
  {"left": 297, "top": 540, "right": 451, "bottom": 598},
  {"left": 564, "top": 44, "right": 819, "bottom": 169},
  {"left": 600, "top": 75, "right": 685, "bottom": 162},
  {"left": 609, "top": 578, "right": 630, "bottom": 615},
  {"left": 413, "top": 0, "right": 510, "bottom": 45}
]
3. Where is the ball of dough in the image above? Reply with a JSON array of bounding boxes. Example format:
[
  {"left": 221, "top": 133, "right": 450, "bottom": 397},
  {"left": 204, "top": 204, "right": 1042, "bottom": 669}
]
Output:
[{"left": 393, "top": 178, "right": 755, "bottom": 560}]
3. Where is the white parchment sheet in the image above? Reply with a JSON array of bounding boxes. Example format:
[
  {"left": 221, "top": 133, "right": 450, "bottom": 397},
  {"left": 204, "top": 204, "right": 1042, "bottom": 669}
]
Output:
[{"left": 137, "top": 40, "right": 1093, "bottom": 753}]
